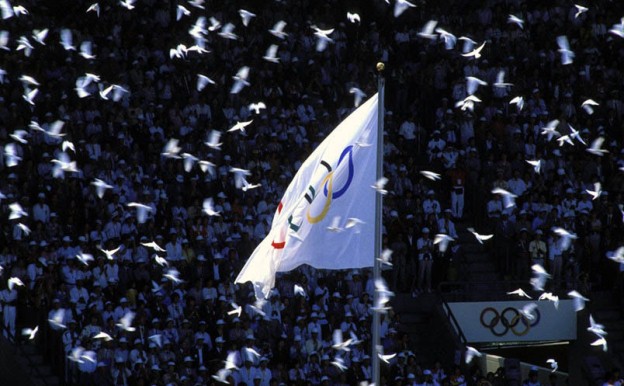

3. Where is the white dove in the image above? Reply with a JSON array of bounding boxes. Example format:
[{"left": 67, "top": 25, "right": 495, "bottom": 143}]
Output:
[
  {"left": 509, "top": 96, "right": 525, "bottom": 111},
  {"left": 519, "top": 303, "right": 539, "bottom": 321},
  {"left": 48, "top": 309, "right": 66, "bottom": 330},
  {"left": 269, "top": 20, "right": 288, "bottom": 39},
  {"left": 507, "top": 288, "right": 532, "bottom": 299},
  {"left": 9, "top": 202, "right": 28, "bottom": 220},
  {"left": 547, "top": 359, "right": 558, "bottom": 372},
  {"left": 205, "top": 130, "right": 223, "bottom": 150},
  {"left": 116, "top": 311, "right": 136, "bottom": 331},
  {"left": 568, "top": 124, "right": 587, "bottom": 145},
  {"left": 331, "top": 356, "right": 348, "bottom": 371},
  {"left": 4, "top": 143, "right": 22, "bottom": 167},
  {"left": 22, "top": 87, "right": 38, "bottom": 105},
  {"left": 161, "top": 138, "right": 181, "bottom": 159},
  {"left": 98, "top": 246, "right": 120, "bottom": 260},
  {"left": 378, "top": 352, "right": 397, "bottom": 364},
  {"left": 574, "top": 4, "right": 588, "bottom": 18},
  {"left": 163, "top": 268, "right": 183, "bottom": 284},
  {"left": 332, "top": 329, "right": 352, "bottom": 352},
  {"left": 586, "top": 136, "right": 608, "bottom": 156},
  {"left": 541, "top": 119, "right": 561, "bottom": 141},
  {"left": 198, "top": 161, "right": 216, "bottom": 176},
  {"left": 349, "top": 87, "right": 366, "bottom": 107},
  {"left": 371, "top": 177, "right": 388, "bottom": 195},
  {"left": 228, "top": 303, "right": 242, "bottom": 317},
  {"left": 197, "top": 74, "right": 215, "bottom": 91},
  {"left": 466, "top": 76, "right": 488, "bottom": 95},
  {"left": 494, "top": 70, "right": 514, "bottom": 88},
  {"left": 119, "top": 0, "right": 135, "bottom": 10},
  {"left": 507, "top": 14, "right": 524, "bottom": 29},
  {"left": 568, "top": 290, "right": 589, "bottom": 312},
  {"left": 91, "top": 178, "right": 113, "bottom": 199},
  {"left": 79, "top": 40, "right": 96, "bottom": 59},
  {"left": 538, "top": 292, "right": 559, "bottom": 309},
  {"left": 8, "top": 277, "right": 24, "bottom": 291},
  {"left": 491, "top": 187, "right": 518, "bottom": 209},
  {"left": 581, "top": 99, "right": 599, "bottom": 115},
  {"left": 93, "top": 331, "right": 113, "bottom": 341},
  {"left": 434, "top": 234, "right": 455, "bottom": 253},
  {"left": 378, "top": 248, "right": 393, "bottom": 266},
  {"left": 610, "top": 18, "right": 624, "bottom": 38},
  {"left": 176, "top": 4, "right": 190, "bottom": 20},
  {"left": 22, "top": 326, "right": 38, "bottom": 340},
  {"left": 60, "top": 29, "right": 75, "bottom": 51},
  {"left": 526, "top": 159, "right": 542, "bottom": 174},
  {"left": 465, "top": 346, "right": 482, "bottom": 363},
  {"left": 606, "top": 247, "right": 624, "bottom": 264},
  {"left": 531, "top": 264, "right": 551, "bottom": 291},
  {"left": 230, "top": 167, "right": 252, "bottom": 189},
  {"left": 153, "top": 255, "right": 168, "bottom": 267},
  {"left": 17, "top": 223, "right": 30, "bottom": 235},
  {"left": 263, "top": 44, "right": 280, "bottom": 63},
  {"left": 312, "top": 25, "right": 334, "bottom": 52},
  {"left": 556, "top": 35, "right": 574, "bottom": 65},
  {"left": 467, "top": 228, "right": 494, "bottom": 244},
  {"left": 420, "top": 170, "right": 441, "bottom": 181},
  {"left": 127, "top": 202, "right": 152, "bottom": 223},
  {"left": 591, "top": 336, "right": 607, "bottom": 352},
  {"left": 588, "top": 314, "right": 607, "bottom": 337},
  {"left": 51, "top": 152, "right": 78, "bottom": 179},
  {"left": 76, "top": 253, "right": 94, "bottom": 266},
  {"left": 345, "top": 218, "right": 365, "bottom": 233},
  {"left": 230, "top": 66, "right": 250, "bottom": 94},
  {"left": 436, "top": 28, "right": 457, "bottom": 50},
  {"left": 32, "top": 29, "right": 48, "bottom": 45},
  {"left": 347, "top": 12, "right": 360, "bottom": 23},
  {"left": 203, "top": 198, "right": 221, "bottom": 216},
  {"left": 238, "top": 9, "right": 256, "bottom": 27},
  {"left": 249, "top": 102, "right": 267, "bottom": 115},
  {"left": 461, "top": 41, "right": 486, "bottom": 59},
  {"left": 417, "top": 20, "right": 438, "bottom": 39},
  {"left": 394, "top": 0, "right": 416, "bottom": 18},
  {"left": 218, "top": 23, "right": 238, "bottom": 40},
  {"left": 326, "top": 216, "right": 343, "bottom": 232},
  {"left": 552, "top": 227, "right": 578, "bottom": 250},
  {"left": 293, "top": 284, "right": 306, "bottom": 297},
  {"left": 87, "top": 2, "right": 100, "bottom": 17},
  {"left": 9, "top": 130, "right": 28, "bottom": 144},
  {"left": 586, "top": 182, "right": 602, "bottom": 201},
  {"left": 141, "top": 241, "right": 166, "bottom": 252}
]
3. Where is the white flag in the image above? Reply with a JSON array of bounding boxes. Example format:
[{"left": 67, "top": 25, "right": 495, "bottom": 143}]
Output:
[{"left": 236, "top": 93, "right": 379, "bottom": 298}]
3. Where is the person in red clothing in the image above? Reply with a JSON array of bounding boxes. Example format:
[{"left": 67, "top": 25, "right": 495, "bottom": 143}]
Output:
[{"left": 447, "top": 164, "right": 467, "bottom": 220}]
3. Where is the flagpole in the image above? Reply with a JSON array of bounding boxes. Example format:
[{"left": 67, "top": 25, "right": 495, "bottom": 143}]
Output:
[{"left": 372, "top": 62, "right": 385, "bottom": 386}]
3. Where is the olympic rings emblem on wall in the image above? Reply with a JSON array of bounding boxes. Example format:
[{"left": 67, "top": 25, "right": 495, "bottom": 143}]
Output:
[{"left": 480, "top": 307, "right": 541, "bottom": 337}]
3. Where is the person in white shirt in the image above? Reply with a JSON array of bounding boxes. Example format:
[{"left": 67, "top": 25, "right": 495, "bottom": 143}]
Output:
[
  {"left": 416, "top": 227, "right": 434, "bottom": 294},
  {"left": 32, "top": 193, "right": 50, "bottom": 224},
  {"left": 507, "top": 170, "right": 528, "bottom": 197},
  {"left": 165, "top": 231, "right": 183, "bottom": 262},
  {"left": 423, "top": 190, "right": 442, "bottom": 219}
]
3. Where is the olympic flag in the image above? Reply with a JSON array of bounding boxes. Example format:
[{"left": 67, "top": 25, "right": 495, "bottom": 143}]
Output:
[{"left": 235, "top": 93, "right": 380, "bottom": 298}]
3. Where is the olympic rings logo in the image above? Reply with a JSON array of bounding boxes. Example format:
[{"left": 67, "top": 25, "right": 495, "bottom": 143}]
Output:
[
  {"left": 271, "top": 145, "right": 356, "bottom": 249},
  {"left": 479, "top": 307, "right": 541, "bottom": 337},
  {"left": 306, "top": 145, "right": 355, "bottom": 224}
]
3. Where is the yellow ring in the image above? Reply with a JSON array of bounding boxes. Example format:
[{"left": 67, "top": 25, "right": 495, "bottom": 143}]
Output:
[{"left": 306, "top": 172, "right": 333, "bottom": 224}]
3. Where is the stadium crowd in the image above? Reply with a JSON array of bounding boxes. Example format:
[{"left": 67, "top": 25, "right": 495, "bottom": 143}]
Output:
[{"left": 1, "top": 0, "right": 624, "bottom": 385}]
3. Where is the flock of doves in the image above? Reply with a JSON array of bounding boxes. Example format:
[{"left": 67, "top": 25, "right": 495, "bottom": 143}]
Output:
[{"left": 1, "top": 0, "right": 624, "bottom": 379}]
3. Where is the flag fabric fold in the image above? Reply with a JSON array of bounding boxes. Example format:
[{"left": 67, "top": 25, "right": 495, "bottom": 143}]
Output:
[{"left": 235, "top": 93, "right": 380, "bottom": 298}]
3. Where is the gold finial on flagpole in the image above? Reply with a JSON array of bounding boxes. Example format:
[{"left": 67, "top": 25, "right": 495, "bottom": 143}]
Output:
[{"left": 376, "top": 62, "right": 385, "bottom": 72}]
